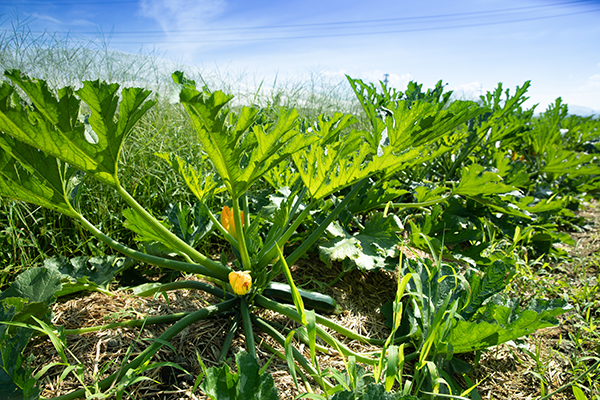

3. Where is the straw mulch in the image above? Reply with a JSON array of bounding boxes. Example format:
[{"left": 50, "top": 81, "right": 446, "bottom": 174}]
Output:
[{"left": 25, "top": 202, "right": 599, "bottom": 399}]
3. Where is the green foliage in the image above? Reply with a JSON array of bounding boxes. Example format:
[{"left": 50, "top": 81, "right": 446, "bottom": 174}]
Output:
[
  {"left": 330, "top": 383, "right": 417, "bottom": 400},
  {"left": 449, "top": 297, "right": 571, "bottom": 353},
  {"left": 199, "top": 351, "right": 278, "bottom": 400},
  {"left": 399, "top": 256, "right": 571, "bottom": 355},
  {"left": 319, "top": 213, "right": 402, "bottom": 272},
  {"left": 43, "top": 255, "right": 131, "bottom": 296},
  {"left": 0, "top": 267, "right": 61, "bottom": 400},
  {"left": 0, "top": 67, "right": 596, "bottom": 400},
  {"left": 0, "top": 299, "right": 41, "bottom": 400},
  {"left": 176, "top": 73, "right": 312, "bottom": 200},
  {"left": 0, "top": 69, "right": 155, "bottom": 188}
]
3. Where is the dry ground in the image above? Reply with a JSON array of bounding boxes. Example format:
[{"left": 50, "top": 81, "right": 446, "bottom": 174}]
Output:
[{"left": 26, "top": 202, "right": 599, "bottom": 399}]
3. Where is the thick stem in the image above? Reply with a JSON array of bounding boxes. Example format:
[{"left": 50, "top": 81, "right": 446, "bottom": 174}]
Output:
[
  {"left": 255, "top": 294, "right": 397, "bottom": 364},
  {"left": 116, "top": 184, "right": 227, "bottom": 277},
  {"left": 30, "top": 312, "right": 192, "bottom": 337},
  {"left": 77, "top": 214, "right": 230, "bottom": 282},
  {"left": 52, "top": 298, "right": 239, "bottom": 400},
  {"left": 255, "top": 294, "right": 400, "bottom": 346},
  {"left": 232, "top": 198, "right": 252, "bottom": 270},
  {"left": 240, "top": 297, "right": 256, "bottom": 358},
  {"left": 133, "top": 280, "right": 233, "bottom": 300},
  {"left": 255, "top": 200, "right": 315, "bottom": 270}
]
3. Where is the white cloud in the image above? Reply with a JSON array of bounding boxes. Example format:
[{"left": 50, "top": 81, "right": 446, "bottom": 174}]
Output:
[
  {"left": 138, "top": 0, "right": 227, "bottom": 33},
  {"left": 585, "top": 74, "right": 600, "bottom": 88},
  {"left": 28, "top": 13, "right": 62, "bottom": 25},
  {"left": 450, "top": 81, "right": 484, "bottom": 101}
]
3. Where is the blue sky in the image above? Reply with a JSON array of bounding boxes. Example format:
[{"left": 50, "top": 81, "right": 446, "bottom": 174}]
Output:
[{"left": 2, "top": 0, "right": 600, "bottom": 113}]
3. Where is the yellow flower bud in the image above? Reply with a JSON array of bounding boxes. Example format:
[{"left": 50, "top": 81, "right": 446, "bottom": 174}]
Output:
[
  {"left": 221, "top": 206, "right": 244, "bottom": 240},
  {"left": 229, "top": 271, "right": 252, "bottom": 296}
]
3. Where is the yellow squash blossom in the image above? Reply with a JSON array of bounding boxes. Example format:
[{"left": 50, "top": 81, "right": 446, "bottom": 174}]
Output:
[
  {"left": 229, "top": 270, "right": 252, "bottom": 295},
  {"left": 221, "top": 206, "right": 244, "bottom": 240}
]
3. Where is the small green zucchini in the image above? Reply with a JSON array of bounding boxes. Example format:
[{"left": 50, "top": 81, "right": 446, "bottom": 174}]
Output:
[{"left": 262, "top": 281, "right": 343, "bottom": 315}]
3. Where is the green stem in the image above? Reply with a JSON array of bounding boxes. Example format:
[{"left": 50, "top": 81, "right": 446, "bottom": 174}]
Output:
[
  {"left": 219, "top": 311, "right": 241, "bottom": 362},
  {"left": 256, "top": 294, "right": 412, "bottom": 346},
  {"left": 255, "top": 200, "right": 316, "bottom": 270},
  {"left": 242, "top": 192, "right": 250, "bottom": 228},
  {"left": 51, "top": 298, "right": 239, "bottom": 400},
  {"left": 232, "top": 198, "right": 252, "bottom": 270},
  {"left": 116, "top": 184, "right": 226, "bottom": 276},
  {"left": 286, "top": 178, "right": 368, "bottom": 267},
  {"left": 240, "top": 296, "right": 256, "bottom": 358},
  {"left": 30, "top": 312, "right": 193, "bottom": 337},
  {"left": 255, "top": 295, "right": 392, "bottom": 364},
  {"left": 387, "top": 196, "right": 450, "bottom": 210},
  {"left": 133, "top": 280, "right": 233, "bottom": 300},
  {"left": 77, "top": 214, "right": 230, "bottom": 282},
  {"left": 251, "top": 315, "right": 334, "bottom": 391}
]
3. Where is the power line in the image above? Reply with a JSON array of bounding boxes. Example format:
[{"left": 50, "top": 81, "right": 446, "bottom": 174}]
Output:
[
  {"left": 0, "top": 0, "right": 139, "bottom": 4},
  {"left": 98, "top": 8, "right": 600, "bottom": 44},
  {"left": 5, "top": 0, "right": 598, "bottom": 37}
]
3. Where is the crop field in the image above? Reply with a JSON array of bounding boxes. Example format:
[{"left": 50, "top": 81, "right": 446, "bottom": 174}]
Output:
[{"left": 0, "top": 26, "right": 599, "bottom": 400}]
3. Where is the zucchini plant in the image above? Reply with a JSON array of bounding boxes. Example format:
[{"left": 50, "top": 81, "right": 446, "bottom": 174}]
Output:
[{"left": 0, "top": 70, "right": 574, "bottom": 399}]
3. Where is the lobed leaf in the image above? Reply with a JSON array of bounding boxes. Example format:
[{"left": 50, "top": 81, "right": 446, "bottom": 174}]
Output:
[
  {"left": 453, "top": 164, "right": 517, "bottom": 197},
  {"left": 541, "top": 147, "right": 600, "bottom": 177},
  {"left": 319, "top": 213, "right": 402, "bottom": 272},
  {"left": 0, "top": 135, "right": 78, "bottom": 217},
  {"left": 157, "top": 153, "right": 225, "bottom": 202},
  {"left": 179, "top": 83, "right": 315, "bottom": 198},
  {"left": 448, "top": 298, "right": 571, "bottom": 354},
  {"left": 0, "top": 70, "right": 155, "bottom": 187}
]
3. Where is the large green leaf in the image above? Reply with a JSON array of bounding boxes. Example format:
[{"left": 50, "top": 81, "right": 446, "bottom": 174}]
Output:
[
  {"left": 541, "top": 147, "right": 600, "bottom": 177},
  {"left": 0, "top": 134, "right": 78, "bottom": 217},
  {"left": 453, "top": 164, "right": 517, "bottom": 197},
  {"left": 385, "top": 100, "right": 482, "bottom": 152},
  {"left": 0, "top": 70, "right": 155, "bottom": 187},
  {"left": 43, "top": 255, "right": 130, "bottom": 296},
  {"left": 311, "top": 112, "right": 359, "bottom": 145},
  {"left": 319, "top": 213, "right": 402, "bottom": 271},
  {"left": 0, "top": 267, "right": 62, "bottom": 304},
  {"left": 448, "top": 298, "right": 571, "bottom": 354},
  {"left": 292, "top": 136, "right": 419, "bottom": 200},
  {"left": 179, "top": 83, "right": 315, "bottom": 198}
]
